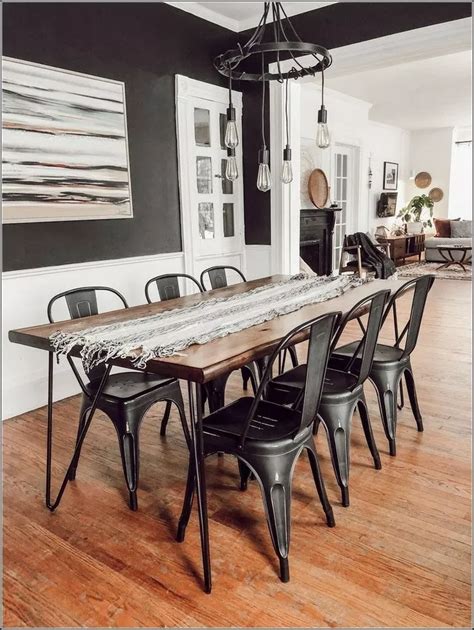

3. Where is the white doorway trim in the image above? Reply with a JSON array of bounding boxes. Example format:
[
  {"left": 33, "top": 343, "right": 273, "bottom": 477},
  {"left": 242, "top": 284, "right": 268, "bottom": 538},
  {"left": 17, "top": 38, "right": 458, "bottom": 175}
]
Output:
[{"left": 175, "top": 75, "right": 244, "bottom": 278}]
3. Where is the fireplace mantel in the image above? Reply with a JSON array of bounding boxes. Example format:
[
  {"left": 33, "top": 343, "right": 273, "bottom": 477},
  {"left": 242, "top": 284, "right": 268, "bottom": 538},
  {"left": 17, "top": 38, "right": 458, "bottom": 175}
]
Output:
[{"left": 300, "top": 207, "right": 341, "bottom": 276}]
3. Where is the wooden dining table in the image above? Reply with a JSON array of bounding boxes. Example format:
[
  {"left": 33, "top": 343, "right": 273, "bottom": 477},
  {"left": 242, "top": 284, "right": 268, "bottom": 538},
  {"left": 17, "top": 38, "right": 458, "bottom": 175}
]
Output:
[{"left": 9, "top": 274, "right": 404, "bottom": 593}]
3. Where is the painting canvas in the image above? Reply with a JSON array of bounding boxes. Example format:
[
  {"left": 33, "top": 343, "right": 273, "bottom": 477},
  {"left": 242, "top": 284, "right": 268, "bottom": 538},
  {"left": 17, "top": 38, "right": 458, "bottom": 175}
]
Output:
[
  {"left": 2, "top": 57, "right": 133, "bottom": 223},
  {"left": 383, "top": 161, "right": 398, "bottom": 190}
]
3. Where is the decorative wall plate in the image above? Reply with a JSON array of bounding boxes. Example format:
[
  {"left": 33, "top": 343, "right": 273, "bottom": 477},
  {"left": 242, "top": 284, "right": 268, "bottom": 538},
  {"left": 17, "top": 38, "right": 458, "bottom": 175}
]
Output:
[
  {"left": 308, "top": 168, "right": 329, "bottom": 209},
  {"left": 414, "top": 171, "right": 432, "bottom": 189},
  {"left": 429, "top": 187, "right": 444, "bottom": 202}
]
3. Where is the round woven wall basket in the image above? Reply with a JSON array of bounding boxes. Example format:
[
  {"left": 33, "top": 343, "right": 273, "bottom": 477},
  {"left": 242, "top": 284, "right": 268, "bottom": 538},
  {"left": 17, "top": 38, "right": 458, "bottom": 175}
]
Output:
[
  {"left": 414, "top": 171, "right": 432, "bottom": 189},
  {"left": 308, "top": 168, "right": 329, "bottom": 209},
  {"left": 429, "top": 187, "right": 444, "bottom": 202}
]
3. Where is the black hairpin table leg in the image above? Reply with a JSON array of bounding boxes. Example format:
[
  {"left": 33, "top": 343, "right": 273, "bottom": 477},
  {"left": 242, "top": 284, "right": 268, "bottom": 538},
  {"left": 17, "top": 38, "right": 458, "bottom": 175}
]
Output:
[
  {"left": 187, "top": 380, "right": 212, "bottom": 593},
  {"left": 45, "top": 352, "right": 112, "bottom": 511}
]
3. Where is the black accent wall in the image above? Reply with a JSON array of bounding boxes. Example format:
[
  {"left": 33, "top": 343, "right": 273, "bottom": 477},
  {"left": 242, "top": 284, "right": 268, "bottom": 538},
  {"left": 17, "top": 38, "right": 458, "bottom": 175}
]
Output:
[
  {"left": 3, "top": 2, "right": 472, "bottom": 268},
  {"left": 2, "top": 2, "right": 234, "bottom": 271},
  {"left": 241, "top": 2, "right": 472, "bottom": 245}
]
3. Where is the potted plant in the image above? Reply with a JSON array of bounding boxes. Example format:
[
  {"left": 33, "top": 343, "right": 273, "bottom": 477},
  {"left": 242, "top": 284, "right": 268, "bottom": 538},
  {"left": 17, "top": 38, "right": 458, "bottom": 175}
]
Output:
[{"left": 397, "top": 194, "right": 434, "bottom": 234}]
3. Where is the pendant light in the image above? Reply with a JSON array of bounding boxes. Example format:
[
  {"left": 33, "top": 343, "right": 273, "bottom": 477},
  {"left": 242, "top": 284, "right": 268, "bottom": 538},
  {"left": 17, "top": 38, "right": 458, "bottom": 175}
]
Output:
[
  {"left": 224, "top": 71, "right": 239, "bottom": 149},
  {"left": 226, "top": 147, "right": 239, "bottom": 181},
  {"left": 214, "top": 2, "right": 332, "bottom": 191},
  {"left": 316, "top": 65, "right": 330, "bottom": 149},
  {"left": 281, "top": 78, "right": 293, "bottom": 183},
  {"left": 257, "top": 54, "right": 272, "bottom": 192}
]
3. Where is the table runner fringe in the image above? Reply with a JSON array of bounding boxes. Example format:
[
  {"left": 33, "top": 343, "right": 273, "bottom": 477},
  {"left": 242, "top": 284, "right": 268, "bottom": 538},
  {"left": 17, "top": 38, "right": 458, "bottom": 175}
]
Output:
[{"left": 50, "top": 274, "right": 366, "bottom": 370}]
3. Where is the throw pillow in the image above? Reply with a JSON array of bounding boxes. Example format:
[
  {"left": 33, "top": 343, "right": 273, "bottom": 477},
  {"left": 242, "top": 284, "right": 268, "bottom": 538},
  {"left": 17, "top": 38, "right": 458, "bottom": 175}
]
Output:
[
  {"left": 450, "top": 220, "right": 472, "bottom": 238},
  {"left": 433, "top": 217, "right": 452, "bottom": 237}
]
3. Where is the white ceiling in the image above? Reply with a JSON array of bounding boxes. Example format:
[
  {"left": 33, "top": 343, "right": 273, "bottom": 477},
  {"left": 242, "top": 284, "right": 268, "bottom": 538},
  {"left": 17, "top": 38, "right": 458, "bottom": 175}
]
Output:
[
  {"left": 167, "top": 2, "right": 334, "bottom": 31},
  {"left": 326, "top": 50, "right": 472, "bottom": 130}
]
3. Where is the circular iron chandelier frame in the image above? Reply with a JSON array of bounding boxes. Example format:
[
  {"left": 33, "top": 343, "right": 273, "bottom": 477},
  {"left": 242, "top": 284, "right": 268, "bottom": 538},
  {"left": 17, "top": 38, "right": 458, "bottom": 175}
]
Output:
[{"left": 214, "top": 41, "right": 332, "bottom": 82}]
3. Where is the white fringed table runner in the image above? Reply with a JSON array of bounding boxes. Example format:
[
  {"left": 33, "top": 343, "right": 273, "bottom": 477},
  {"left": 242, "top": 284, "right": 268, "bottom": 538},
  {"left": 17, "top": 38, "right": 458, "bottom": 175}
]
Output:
[{"left": 50, "top": 274, "right": 365, "bottom": 370}]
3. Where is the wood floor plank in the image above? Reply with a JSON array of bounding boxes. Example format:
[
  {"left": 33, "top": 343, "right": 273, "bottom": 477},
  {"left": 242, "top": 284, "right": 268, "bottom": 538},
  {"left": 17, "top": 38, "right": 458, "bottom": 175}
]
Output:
[{"left": 3, "top": 278, "right": 471, "bottom": 627}]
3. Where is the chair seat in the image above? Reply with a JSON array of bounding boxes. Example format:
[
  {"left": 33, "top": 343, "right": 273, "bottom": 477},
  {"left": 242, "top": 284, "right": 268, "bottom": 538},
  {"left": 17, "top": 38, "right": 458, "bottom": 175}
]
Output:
[
  {"left": 271, "top": 365, "right": 357, "bottom": 404},
  {"left": 330, "top": 341, "right": 405, "bottom": 368},
  {"left": 86, "top": 371, "right": 177, "bottom": 403},
  {"left": 203, "top": 397, "right": 302, "bottom": 443}
]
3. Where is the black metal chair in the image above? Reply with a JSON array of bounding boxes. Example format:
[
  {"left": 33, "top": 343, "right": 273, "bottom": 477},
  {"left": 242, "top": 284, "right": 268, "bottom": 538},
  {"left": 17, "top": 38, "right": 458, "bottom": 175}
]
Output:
[
  {"left": 47, "top": 286, "right": 189, "bottom": 511},
  {"left": 145, "top": 273, "right": 203, "bottom": 304},
  {"left": 330, "top": 275, "right": 435, "bottom": 456},
  {"left": 266, "top": 289, "right": 391, "bottom": 507},
  {"left": 176, "top": 311, "right": 341, "bottom": 583}
]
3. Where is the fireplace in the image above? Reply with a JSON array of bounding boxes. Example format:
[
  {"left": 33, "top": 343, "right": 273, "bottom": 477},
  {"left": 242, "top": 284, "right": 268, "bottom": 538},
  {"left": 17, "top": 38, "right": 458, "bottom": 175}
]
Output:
[{"left": 300, "top": 208, "right": 340, "bottom": 276}]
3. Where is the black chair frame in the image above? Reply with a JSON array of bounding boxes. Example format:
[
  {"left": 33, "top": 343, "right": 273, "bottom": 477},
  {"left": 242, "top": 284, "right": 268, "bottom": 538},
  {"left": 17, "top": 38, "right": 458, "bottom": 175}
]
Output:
[
  {"left": 267, "top": 289, "right": 391, "bottom": 507},
  {"left": 47, "top": 286, "right": 189, "bottom": 512},
  {"left": 176, "top": 311, "right": 341, "bottom": 584},
  {"left": 144, "top": 273, "right": 203, "bottom": 304},
  {"left": 332, "top": 275, "right": 435, "bottom": 456}
]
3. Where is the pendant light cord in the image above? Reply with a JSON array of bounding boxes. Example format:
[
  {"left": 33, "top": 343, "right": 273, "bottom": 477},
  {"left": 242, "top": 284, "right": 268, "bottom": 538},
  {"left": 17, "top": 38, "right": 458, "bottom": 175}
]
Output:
[
  {"left": 285, "top": 78, "right": 290, "bottom": 147},
  {"left": 321, "top": 65, "right": 325, "bottom": 108},
  {"left": 228, "top": 67, "right": 233, "bottom": 107},
  {"left": 261, "top": 53, "right": 266, "bottom": 149}
]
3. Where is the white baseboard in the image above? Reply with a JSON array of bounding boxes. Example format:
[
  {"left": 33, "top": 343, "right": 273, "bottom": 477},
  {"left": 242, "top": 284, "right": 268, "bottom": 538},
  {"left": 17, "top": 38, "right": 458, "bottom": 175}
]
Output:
[{"left": 3, "top": 251, "right": 184, "bottom": 419}]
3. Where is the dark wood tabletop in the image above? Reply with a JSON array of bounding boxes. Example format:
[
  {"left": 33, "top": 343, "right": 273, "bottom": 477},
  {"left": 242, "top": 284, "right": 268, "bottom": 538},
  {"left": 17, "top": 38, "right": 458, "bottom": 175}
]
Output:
[{"left": 9, "top": 275, "right": 404, "bottom": 384}]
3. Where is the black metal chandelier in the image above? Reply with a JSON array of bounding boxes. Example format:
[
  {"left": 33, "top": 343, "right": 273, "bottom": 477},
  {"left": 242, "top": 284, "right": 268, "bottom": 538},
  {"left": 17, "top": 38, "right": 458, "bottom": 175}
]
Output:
[{"left": 214, "top": 2, "right": 332, "bottom": 191}]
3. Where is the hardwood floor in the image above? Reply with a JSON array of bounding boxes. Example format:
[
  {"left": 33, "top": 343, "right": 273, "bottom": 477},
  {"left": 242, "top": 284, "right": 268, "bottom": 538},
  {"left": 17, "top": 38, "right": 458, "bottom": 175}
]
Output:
[{"left": 3, "top": 279, "right": 471, "bottom": 627}]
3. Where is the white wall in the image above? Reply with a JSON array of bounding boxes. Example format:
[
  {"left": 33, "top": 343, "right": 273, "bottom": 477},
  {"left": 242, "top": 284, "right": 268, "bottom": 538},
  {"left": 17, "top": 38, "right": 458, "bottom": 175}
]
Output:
[
  {"left": 407, "top": 127, "right": 454, "bottom": 219},
  {"left": 300, "top": 84, "right": 410, "bottom": 235},
  {"left": 3, "top": 252, "right": 184, "bottom": 420},
  {"left": 449, "top": 126, "right": 472, "bottom": 220},
  {"left": 3, "top": 245, "right": 272, "bottom": 420}
]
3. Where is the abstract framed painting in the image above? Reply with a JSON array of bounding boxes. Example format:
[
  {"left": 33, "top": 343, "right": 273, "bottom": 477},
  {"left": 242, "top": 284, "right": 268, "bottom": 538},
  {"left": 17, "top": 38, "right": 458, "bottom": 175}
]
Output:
[{"left": 2, "top": 57, "right": 133, "bottom": 223}]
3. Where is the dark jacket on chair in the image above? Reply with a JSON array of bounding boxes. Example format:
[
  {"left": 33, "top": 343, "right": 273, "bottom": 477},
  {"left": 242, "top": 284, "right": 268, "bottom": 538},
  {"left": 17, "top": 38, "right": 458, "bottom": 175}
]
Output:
[{"left": 346, "top": 232, "right": 396, "bottom": 279}]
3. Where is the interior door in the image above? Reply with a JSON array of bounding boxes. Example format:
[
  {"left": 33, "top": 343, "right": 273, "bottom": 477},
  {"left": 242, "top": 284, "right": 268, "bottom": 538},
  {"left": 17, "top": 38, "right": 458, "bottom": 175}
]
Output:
[
  {"left": 179, "top": 85, "right": 244, "bottom": 278},
  {"left": 331, "top": 144, "right": 357, "bottom": 270}
]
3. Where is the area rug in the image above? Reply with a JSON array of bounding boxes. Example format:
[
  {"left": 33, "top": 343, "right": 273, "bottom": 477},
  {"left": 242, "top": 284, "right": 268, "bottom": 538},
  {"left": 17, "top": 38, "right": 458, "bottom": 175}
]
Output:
[{"left": 397, "top": 261, "right": 471, "bottom": 281}]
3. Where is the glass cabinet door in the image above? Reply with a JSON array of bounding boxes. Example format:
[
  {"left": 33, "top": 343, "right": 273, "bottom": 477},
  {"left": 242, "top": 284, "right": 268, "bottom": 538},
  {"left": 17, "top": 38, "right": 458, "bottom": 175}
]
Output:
[{"left": 191, "top": 99, "right": 241, "bottom": 257}]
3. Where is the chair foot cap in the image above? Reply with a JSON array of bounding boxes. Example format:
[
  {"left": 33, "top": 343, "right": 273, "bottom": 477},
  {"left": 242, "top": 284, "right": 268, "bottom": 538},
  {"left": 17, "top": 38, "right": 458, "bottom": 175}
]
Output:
[
  {"left": 374, "top": 457, "right": 382, "bottom": 470},
  {"left": 279, "top": 559, "right": 290, "bottom": 583},
  {"left": 389, "top": 442, "right": 397, "bottom": 456},
  {"left": 129, "top": 493, "right": 138, "bottom": 511},
  {"left": 326, "top": 511, "right": 336, "bottom": 527},
  {"left": 341, "top": 487, "right": 350, "bottom": 507}
]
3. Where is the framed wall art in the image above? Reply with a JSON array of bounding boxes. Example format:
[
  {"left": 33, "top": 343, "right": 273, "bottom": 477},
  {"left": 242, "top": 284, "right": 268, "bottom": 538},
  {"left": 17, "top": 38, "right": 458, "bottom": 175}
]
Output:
[
  {"left": 383, "top": 161, "right": 398, "bottom": 190},
  {"left": 2, "top": 57, "right": 133, "bottom": 223}
]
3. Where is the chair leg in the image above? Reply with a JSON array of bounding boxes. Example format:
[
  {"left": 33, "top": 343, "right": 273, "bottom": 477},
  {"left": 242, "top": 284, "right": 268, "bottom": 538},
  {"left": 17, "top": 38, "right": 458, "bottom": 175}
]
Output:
[
  {"left": 68, "top": 399, "right": 90, "bottom": 481},
  {"left": 357, "top": 395, "right": 382, "bottom": 470},
  {"left": 370, "top": 369, "right": 401, "bottom": 456},
  {"left": 238, "top": 458, "right": 252, "bottom": 491},
  {"left": 241, "top": 362, "right": 259, "bottom": 395},
  {"left": 288, "top": 344, "right": 299, "bottom": 368},
  {"left": 177, "top": 457, "right": 195, "bottom": 542},
  {"left": 250, "top": 457, "right": 294, "bottom": 583},
  {"left": 404, "top": 368, "right": 424, "bottom": 432},
  {"left": 305, "top": 439, "right": 335, "bottom": 527},
  {"left": 160, "top": 401, "right": 173, "bottom": 436},
  {"left": 318, "top": 402, "right": 353, "bottom": 506},
  {"left": 116, "top": 420, "right": 141, "bottom": 511}
]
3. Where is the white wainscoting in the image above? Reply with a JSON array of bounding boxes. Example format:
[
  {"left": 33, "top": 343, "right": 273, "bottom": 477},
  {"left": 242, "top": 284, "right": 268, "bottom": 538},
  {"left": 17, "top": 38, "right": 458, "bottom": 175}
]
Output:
[
  {"left": 245, "top": 245, "right": 272, "bottom": 280},
  {"left": 4, "top": 246, "right": 272, "bottom": 419},
  {"left": 3, "top": 252, "right": 184, "bottom": 419}
]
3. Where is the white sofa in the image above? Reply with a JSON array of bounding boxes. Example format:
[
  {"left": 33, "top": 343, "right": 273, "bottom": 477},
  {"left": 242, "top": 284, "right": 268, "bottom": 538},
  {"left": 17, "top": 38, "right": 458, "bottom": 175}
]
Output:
[{"left": 425, "top": 219, "right": 472, "bottom": 262}]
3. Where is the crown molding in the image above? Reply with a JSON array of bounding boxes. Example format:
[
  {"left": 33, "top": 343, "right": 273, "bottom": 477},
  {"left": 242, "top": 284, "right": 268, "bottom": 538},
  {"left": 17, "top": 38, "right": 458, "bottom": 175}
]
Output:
[
  {"left": 165, "top": 2, "right": 239, "bottom": 31},
  {"left": 166, "top": 2, "right": 336, "bottom": 33}
]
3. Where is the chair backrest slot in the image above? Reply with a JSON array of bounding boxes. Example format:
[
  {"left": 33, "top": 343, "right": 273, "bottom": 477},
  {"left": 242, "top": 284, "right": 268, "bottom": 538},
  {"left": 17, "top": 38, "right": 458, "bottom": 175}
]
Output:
[
  {"left": 200, "top": 265, "right": 246, "bottom": 291},
  {"left": 144, "top": 273, "right": 203, "bottom": 303}
]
